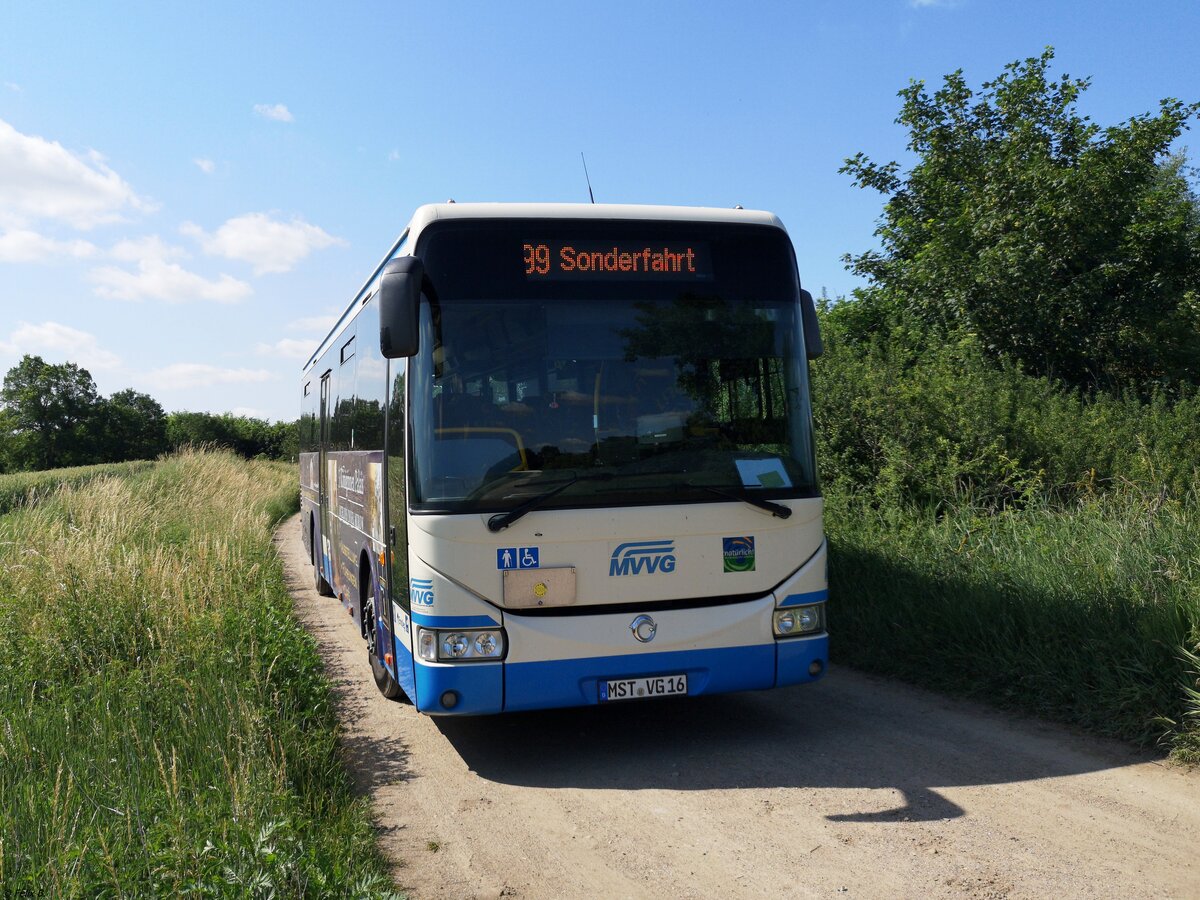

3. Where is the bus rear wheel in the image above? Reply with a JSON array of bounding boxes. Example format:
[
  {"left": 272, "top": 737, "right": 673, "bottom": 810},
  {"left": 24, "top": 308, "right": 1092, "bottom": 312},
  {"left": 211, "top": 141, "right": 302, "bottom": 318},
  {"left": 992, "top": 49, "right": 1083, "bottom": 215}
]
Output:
[{"left": 312, "top": 521, "right": 334, "bottom": 597}]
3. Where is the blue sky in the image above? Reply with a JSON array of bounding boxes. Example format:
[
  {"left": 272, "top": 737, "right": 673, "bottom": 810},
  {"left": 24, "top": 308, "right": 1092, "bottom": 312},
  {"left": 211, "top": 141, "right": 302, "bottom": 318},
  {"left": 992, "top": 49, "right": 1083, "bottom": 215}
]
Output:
[{"left": 1, "top": 0, "right": 1197, "bottom": 422}]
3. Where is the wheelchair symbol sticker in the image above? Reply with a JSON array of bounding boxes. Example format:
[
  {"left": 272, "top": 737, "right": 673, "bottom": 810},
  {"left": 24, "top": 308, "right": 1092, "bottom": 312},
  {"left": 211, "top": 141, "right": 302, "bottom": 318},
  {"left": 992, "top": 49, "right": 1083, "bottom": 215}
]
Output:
[{"left": 497, "top": 547, "right": 540, "bottom": 569}]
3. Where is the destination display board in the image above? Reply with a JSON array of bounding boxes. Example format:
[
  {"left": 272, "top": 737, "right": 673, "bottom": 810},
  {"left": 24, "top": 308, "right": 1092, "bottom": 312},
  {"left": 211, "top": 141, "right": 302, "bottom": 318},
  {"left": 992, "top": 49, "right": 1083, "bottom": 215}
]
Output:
[{"left": 523, "top": 241, "right": 713, "bottom": 281}]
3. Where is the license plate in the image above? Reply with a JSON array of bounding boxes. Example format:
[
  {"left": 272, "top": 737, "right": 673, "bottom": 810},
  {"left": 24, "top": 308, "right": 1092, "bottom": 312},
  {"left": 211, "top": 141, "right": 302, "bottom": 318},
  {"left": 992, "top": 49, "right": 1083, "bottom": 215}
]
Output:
[{"left": 600, "top": 673, "right": 688, "bottom": 702}]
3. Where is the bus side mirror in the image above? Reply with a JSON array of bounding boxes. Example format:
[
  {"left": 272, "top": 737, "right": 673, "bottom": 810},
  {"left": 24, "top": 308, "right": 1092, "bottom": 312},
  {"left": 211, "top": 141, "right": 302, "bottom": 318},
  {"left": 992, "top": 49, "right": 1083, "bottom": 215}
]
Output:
[
  {"left": 379, "top": 256, "right": 423, "bottom": 358},
  {"left": 800, "top": 289, "right": 824, "bottom": 359}
]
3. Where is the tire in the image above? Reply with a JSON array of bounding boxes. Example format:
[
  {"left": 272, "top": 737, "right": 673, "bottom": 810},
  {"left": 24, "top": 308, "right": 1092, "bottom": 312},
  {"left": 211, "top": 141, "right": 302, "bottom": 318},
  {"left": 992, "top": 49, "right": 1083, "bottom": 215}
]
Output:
[
  {"left": 364, "top": 570, "right": 406, "bottom": 702},
  {"left": 312, "top": 527, "right": 335, "bottom": 597},
  {"left": 370, "top": 646, "right": 406, "bottom": 701}
]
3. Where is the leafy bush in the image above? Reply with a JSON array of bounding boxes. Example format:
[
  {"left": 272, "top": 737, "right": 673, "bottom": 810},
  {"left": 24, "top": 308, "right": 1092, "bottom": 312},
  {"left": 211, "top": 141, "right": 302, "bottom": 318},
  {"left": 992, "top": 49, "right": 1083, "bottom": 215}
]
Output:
[
  {"left": 167, "top": 411, "right": 297, "bottom": 461},
  {"left": 811, "top": 301, "right": 1200, "bottom": 508},
  {"left": 812, "top": 300, "right": 1200, "bottom": 759}
]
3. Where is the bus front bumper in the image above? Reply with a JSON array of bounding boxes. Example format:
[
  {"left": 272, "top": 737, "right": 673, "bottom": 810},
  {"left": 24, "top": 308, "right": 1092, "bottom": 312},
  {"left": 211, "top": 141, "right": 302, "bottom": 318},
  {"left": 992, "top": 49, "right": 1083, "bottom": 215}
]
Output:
[{"left": 412, "top": 633, "right": 827, "bottom": 715}]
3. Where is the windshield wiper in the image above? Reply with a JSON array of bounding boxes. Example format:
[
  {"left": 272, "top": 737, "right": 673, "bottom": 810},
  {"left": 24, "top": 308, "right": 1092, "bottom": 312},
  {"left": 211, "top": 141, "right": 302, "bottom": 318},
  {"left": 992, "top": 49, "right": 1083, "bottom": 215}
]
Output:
[
  {"left": 487, "top": 471, "right": 624, "bottom": 532},
  {"left": 685, "top": 482, "right": 792, "bottom": 519}
]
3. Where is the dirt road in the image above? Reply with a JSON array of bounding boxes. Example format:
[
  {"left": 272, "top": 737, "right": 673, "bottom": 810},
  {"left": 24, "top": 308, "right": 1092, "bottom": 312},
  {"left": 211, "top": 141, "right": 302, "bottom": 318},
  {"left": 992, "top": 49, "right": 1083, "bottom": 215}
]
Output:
[{"left": 275, "top": 515, "right": 1200, "bottom": 899}]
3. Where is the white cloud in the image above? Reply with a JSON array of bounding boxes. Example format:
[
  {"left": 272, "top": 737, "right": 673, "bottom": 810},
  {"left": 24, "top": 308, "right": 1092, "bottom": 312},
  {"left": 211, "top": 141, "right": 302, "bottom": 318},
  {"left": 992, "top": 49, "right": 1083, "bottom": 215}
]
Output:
[
  {"left": 181, "top": 212, "right": 345, "bottom": 275},
  {"left": 110, "top": 234, "right": 185, "bottom": 263},
  {"left": 230, "top": 406, "right": 270, "bottom": 419},
  {"left": 142, "top": 363, "right": 275, "bottom": 391},
  {"left": 253, "top": 103, "right": 294, "bottom": 123},
  {"left": 0, "top": 321, "right": 121, "bottom": 370},
  {"left": 286, "top": 313, "right": 338, "bottom": 333},
  {"left": 0, "top": 117, "right": 154, "bottom": 229},
  {"left": 4, "top": 82, "right": 20, "bottom": 93},
  {"left": 194, "top": 157, "right": 215, "bottom": 174},
  {"left": 256, "top": 338, "right": 315, "bottom": 360},
  {"left": 0, "top": 229, "right": 98, "bottom": 262},
  {"left": 88, "top": 258, "right": 251, "bottom": 303}
]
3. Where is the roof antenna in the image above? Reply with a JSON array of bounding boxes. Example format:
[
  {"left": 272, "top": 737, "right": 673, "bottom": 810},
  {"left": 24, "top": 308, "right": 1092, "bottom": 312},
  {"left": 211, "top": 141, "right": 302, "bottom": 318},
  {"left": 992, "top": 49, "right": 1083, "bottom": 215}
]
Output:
[{"left": 580, "top": 152, "right": 596, "bottom": 204}]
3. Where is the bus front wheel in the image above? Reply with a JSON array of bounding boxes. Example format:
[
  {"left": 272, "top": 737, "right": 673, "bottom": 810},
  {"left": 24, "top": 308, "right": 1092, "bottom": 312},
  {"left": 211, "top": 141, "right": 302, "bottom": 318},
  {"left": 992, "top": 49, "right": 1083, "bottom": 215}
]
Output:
[
  {"left": 370, "top": 645, "right": 405, "bottom": 702},
  {"left": 364, "top": 564, "right": 405, "bottom": 702}
]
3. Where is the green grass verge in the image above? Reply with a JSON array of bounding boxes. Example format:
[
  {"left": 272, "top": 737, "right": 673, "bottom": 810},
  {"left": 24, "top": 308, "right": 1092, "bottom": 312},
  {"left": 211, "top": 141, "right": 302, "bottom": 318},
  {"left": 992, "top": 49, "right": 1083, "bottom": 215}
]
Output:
[
  {"left": 827, "top": 484, "right": 1200, "bottom": 763},
  {"left": 0, "top": 450, "right": 399, "bottom": 897},
  {"left": 0, "top": 461, "right": 157, "bottom": 517}
]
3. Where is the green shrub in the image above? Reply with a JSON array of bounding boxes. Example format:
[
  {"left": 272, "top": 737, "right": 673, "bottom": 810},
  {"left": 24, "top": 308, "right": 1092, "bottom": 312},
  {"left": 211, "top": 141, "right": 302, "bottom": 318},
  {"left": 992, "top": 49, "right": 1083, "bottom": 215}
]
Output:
[
  {"left": 813, "top": 299, "right": 1200, "bottom": 759},
  {"left": 811, "top": 305, "right": 1200, "bottom": 508}
]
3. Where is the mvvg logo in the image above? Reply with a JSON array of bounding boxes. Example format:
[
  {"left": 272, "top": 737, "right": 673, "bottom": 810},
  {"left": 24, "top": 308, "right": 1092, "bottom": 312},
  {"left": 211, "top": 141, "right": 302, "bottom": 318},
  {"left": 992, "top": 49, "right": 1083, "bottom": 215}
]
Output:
[
  {"left": 609, "top": 540, "right": 676, "bottom": 577},
  {"left": 410, "top": 577, "right": 434, "bottom": 606}
]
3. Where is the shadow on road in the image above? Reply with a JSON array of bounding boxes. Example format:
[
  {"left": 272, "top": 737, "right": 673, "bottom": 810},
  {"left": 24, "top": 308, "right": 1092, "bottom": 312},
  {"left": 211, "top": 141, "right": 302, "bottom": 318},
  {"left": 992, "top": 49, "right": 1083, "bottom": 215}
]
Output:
[
  {"left": 434, "top": 668, "right": 1154, "bottom": 822},
  {"left": 281, "top": 543, "right": 415, "bottom": 796},
  {"left": 278, "top": 514, "right": 1160, "bottom": 826}
]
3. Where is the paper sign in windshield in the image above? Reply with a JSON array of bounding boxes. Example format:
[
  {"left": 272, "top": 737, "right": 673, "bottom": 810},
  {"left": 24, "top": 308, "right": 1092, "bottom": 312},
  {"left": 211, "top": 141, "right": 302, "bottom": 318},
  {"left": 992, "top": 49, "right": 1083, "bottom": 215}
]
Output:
[{"left": 735, "top": 458, "right": 791, "bottom": 489}]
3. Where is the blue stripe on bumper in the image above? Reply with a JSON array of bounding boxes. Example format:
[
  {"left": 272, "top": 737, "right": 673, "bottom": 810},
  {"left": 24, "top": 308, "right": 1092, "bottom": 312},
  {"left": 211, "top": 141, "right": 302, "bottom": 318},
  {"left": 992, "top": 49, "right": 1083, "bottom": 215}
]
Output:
[{"left": 504, "top": 644, "right": 778, "bottom": 712}]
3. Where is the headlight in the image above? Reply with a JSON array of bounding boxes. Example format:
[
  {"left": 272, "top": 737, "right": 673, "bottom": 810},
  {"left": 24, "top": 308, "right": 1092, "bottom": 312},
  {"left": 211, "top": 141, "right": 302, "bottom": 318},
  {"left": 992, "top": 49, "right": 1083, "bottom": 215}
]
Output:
[
  {"left": 773, "top": 604, "right": 824, "bottom": 637},
  {"left": 442, "top": 633, "right": 470, "bottom": 658},
  {"left": 417, "top": 627, "right": 505, "bottom": 662},
  {"left": 474, "top": 632, "right": 499, "bottom": 656}
]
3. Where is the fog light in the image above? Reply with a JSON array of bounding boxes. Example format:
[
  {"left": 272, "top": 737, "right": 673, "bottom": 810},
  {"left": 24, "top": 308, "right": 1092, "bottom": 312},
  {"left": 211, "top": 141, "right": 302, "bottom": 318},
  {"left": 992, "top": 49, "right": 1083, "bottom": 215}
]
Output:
[
  {"left": 440, "top": 690, "right": 459, "bottom": 709},
  {"left": 809, "top": 659, "right": 824, "bottom": 676}
]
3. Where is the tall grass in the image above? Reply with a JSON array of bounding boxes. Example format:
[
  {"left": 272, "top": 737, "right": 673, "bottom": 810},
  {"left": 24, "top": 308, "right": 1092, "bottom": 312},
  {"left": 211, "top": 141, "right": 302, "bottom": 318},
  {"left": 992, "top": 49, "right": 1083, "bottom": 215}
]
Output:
[
  {"left": 0, "top": 461, "right": 156, "bottom": 516},
  {"left": 0, "top": 450, "right": 397, "bottom": 897},
  {"left": 811, "top": 307, "right": 1200, "bottom": 761},
  {"left": 827, "top": 484, "right": 1200, "bottom": 761}
]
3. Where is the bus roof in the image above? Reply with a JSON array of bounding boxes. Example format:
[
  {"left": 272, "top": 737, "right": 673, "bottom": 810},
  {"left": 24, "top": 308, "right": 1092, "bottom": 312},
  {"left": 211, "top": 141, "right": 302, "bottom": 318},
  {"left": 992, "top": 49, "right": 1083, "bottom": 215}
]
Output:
[
  {"left": 302, "top": 203, "right": 787, "bottom": 375},
  {"left": 405, "top": 202, "right": 785, "bottom": 236}
]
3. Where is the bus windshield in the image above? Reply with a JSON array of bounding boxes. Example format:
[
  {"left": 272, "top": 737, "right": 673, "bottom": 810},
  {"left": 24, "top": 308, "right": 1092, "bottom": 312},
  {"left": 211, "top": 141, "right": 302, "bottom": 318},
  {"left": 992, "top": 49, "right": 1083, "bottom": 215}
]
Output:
[{"left": 409, "top": 220, "right": 817, "bottom": 513}]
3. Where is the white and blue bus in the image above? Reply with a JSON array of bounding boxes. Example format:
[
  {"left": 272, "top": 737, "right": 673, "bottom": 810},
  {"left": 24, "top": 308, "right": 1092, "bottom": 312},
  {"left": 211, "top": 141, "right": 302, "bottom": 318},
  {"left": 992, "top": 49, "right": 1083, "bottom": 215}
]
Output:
[{"left": 299, "top": 203, "right": 828, "bottom": 714}]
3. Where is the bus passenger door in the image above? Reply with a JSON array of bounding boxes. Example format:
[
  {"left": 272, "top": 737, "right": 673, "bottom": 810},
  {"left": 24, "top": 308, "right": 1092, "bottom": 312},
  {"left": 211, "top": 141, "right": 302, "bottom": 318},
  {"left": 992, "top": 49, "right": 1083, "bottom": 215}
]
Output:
[
  {"left": 318, "top": 370, "right": 332, "bottom": 585},
  {"left": 385, "top": 356, "right": 416, "bottom": 700}
]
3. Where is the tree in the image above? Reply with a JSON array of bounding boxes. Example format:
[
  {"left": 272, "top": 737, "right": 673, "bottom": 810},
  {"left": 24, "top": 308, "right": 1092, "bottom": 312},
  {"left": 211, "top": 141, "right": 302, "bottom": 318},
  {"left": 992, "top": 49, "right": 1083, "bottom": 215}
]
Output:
[
  {"left": 0, "top": 408, "right": 15, "bottom": 473},
  {"left": 99, "top": 389, "right": 169, "bottom": 462},
  {"left": 273, "top": 419, "right": 299, "bottom": 461},
  {"left": 0, "top": 356, "right": 292, "bottom": 469},
  {"left": 0, "top": 355, "right": 101, "bottom": 470},
  {"left": 841, "top": 48, "right": 1200, "bottom": 392},
  {"left": 166, "top": 411, "right": 293, "bottom": 459}
]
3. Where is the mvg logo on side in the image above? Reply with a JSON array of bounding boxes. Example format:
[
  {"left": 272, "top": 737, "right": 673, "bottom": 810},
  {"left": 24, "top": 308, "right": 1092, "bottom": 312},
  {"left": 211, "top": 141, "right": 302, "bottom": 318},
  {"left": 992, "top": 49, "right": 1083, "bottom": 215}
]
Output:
[
  {"left": 609, "top": 540, "right": 676, "bottom": 577},
  {"left": 410, "top": 578, "right": 434, "bottom": 606}
]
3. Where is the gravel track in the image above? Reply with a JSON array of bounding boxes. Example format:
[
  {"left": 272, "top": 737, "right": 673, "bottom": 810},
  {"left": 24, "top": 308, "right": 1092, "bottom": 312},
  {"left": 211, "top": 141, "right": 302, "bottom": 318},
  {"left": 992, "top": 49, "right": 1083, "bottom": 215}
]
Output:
[{"left": 276, "top": 514, "right": 1200, "bottom": 899}]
